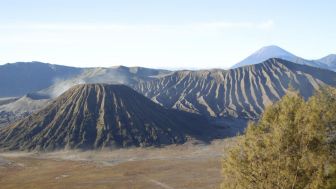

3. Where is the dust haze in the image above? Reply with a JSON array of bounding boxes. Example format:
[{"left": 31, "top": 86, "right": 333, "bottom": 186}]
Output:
[
  {"left": 47, "top": 68, "right": 132, "bottom": 98},
  {"left": 0, "top": 138, "right": 236, "bottom": 165}
]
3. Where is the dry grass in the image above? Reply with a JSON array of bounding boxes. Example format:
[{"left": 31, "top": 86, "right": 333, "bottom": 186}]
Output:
[{"left": 0, "top": 138, "right": 237, "bottom": 189}]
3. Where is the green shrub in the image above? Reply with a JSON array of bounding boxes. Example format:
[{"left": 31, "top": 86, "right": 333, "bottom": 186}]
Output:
[{"left": 221, "top": 87, "right": 336, "bottom": 189}]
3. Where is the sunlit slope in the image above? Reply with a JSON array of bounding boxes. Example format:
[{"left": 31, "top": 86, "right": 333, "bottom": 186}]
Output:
[{"left": 135, "top": 58, "right": 336, "bottom": 119}]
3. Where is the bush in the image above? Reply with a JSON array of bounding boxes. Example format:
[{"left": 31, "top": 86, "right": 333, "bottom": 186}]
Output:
[{"left": 221, "top": 87, "right": 336, "bottom": 189}]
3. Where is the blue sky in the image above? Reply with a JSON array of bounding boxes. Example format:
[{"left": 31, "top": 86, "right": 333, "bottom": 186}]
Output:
[{"left": 0, "top": 0, "right": 335, "bottom": 69}]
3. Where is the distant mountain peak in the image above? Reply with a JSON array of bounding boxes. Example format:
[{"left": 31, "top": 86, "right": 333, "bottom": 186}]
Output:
[
  {"left": 323, "top": 53, "right": 336, "bottom": 57},
  {"left": 318, "top": 54, "right": 336, "bottom": 65},
  {"left": 252, "top": 45, "right": 292, "bottom": 56},
  {"left": 231, "top": 45, "right": 297, "bottom": 69},
  {"left": 231, "top": 46, "right": 336, "bottom": 71}
]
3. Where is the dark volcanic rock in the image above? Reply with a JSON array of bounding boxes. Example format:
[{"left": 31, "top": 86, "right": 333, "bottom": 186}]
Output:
[{"left": 0, "top": 84, "right": 211, "bottom": 151}]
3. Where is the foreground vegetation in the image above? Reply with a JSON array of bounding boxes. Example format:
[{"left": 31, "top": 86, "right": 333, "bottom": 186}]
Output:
[{"left": 222, "top": 87, "right": 336, "bottom": 189}]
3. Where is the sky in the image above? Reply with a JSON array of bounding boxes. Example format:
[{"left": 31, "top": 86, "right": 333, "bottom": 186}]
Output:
[{"left": 0, "top": 0, "right": 335, "bottom": 69}]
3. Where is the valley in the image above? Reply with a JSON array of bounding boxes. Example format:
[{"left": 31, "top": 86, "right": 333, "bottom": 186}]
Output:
[{"left": 0, "top": 138, "right": 235, "bottom": 189}]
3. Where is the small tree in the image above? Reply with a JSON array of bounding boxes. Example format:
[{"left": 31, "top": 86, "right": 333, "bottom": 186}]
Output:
[{"left": 221, "top": 88, "right": 336, "bottom": 189}]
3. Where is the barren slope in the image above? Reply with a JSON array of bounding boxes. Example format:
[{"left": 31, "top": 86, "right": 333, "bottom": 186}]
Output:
[
  {"left": 135, "top": 58, "right": 336, "bottom": 119},
  {"left": 0, "top": 84, "right": 211, "bottom": 151}
]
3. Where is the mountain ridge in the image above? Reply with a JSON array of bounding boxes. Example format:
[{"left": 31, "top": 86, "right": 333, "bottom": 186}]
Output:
[
  {"left": 231, "top": 45, "right": 336, "bottom": 70},
  {"left": 1, "top": 56, "right": 336, "bottom": 128},
  {"left": 317, "top": 54, "right": 336, "bottom": 66},
  {"left": 135, "top": 58, "right": 336, "bottom": 119},
  {"left": 0, "top": 62, "right": 171, "bottom": 98}
]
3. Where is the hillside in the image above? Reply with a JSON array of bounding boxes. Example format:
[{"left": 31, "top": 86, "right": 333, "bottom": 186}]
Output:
[
  {"left": 0, "top": 94, "right": 51, "bottom": 127},
  {"left": 135, "top": 58, "right": 336, "bottom": 119},
  {"left": 231, "top": 45, "right": 333, "bottom": 71},
  {"left": 2, "top": 58, "right": 336, "bottom": 128},
  {"left": 0, "top": 62, "right": 170, "bottom": 98},
  {"left": 317, "top": 54, "right": 336, "bottom": 68},
  {"left": 0, "top": 62, "right": 83, "bottom": 97},
  {"left": 0, "top": 84, "right": 211, "bottom": 151},
  {"left": 40, "top": 66, "right": 171, "bottom": 98}
]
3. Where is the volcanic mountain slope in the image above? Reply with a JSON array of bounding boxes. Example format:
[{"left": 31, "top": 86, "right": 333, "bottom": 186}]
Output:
[
  {"left": 0, "top": 62, "right": 170, "bottom": 98},
  {"left": 0, "top": 94, "right": 51, "bottom": 127},
  {"left": 39, "top": 65, "right": 171, "bottom": 98},
  {"left": 317, "top": 54, "right": 336, "bottom": 68},
  {"left": 0, "top": 84, "right": 211, "bottom": 151},
  {"left": 134, "top": 58, "right": 336, "bottom": 119},
  {"left": 0, "top": 62, "right": 83, "bottom": 97},
  {"left": 231, "top": 45, "right": 334, "bottom": 71},
  {"left": 0, "top": 64, "right": 170, "bottom": 126}
]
